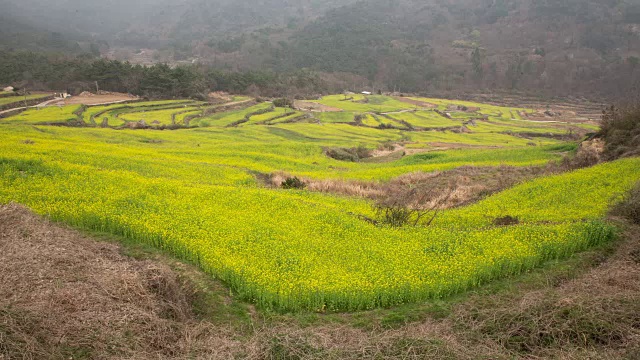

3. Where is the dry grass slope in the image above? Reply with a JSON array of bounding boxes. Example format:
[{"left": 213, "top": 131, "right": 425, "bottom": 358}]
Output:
[
  {"left": 267, "top": 152, "right": 600, "bottom": 211},
  {"left": 0, "top": 204, "right": 239, "bottom": 360}
]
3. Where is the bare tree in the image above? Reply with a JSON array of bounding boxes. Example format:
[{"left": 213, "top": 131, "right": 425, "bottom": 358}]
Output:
[{"left": 373, "top": 184, "right": 454, "bottom": 227}]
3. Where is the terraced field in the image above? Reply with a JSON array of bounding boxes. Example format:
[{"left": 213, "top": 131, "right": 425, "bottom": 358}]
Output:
[
  {"left": 81, "top": 100, "right": 199, "bottom": 126},
  {"left": 1, "top": 105, "right": 83, "bottom": 124},
  {"left": 1, "top": 95, "right": 635, "bottom": 311},
  {"left": 0, "top": 93, "right": 53, "bottom": 109},
  {"left": 118, "top": 105, "right": 204, "bottom": 125}
]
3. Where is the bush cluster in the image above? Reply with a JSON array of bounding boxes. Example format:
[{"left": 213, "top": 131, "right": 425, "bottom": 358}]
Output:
[
  {"left": 325, "top": 146, "right": 371, "bottom": 162},
  {"left": 281, "top": 177, "right": 306, "bottom": 190},
  {"left": 599, "top": 105, "right": 640, "bottom": 160},
  {"left": 272, "top": 98, "right": 294, "bottom": 108},
  {"left": 611, "top": 182, "right": 640, "bottom": 225}
]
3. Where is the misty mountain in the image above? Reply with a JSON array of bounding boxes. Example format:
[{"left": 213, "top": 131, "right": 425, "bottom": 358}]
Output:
[
  {"left": 3, "top": 0, "right": 640, "bottom": 98},
  {"left": 0, "top": 13, "right": 89, "bottom": 53},
  {"left": 0, "top": 0, "right": 358, "bottom": 47},
  {"left": 0, "top": 0, "right": 173, "bottom": 37},
  {"left": 279, "top": 0, "right": 640, "bottom": 94}
]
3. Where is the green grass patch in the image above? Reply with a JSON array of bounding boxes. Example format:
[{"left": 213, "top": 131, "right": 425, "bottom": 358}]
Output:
[
  {"left": 0, "top": 93, "right": 51, "bottom": 107},
  {"left": 2, "top": 105, "right": 83, "bottom": 124}
]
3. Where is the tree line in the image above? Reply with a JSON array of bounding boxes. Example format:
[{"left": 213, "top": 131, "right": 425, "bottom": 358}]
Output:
[{"left": 0, "top": 51, "right": 330, "bottom": 99}]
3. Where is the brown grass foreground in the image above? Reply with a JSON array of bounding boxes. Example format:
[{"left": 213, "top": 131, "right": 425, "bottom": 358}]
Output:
[{"left": 1, "top": 203, "right": 639, "bottom": 359}]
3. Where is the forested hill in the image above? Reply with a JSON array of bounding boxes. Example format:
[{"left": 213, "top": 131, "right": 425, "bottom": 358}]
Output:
[
  {"left": 2, "top": 0, "right": 640, "bottom": 99},
  {"left": 279, "top": 0, "right": 640, "bottom": 96}
]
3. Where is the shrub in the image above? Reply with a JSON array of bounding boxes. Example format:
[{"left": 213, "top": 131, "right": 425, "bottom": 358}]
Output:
[
  {"left": 452, "top": 40, "right": 478, "bottom": 49},
  {"left": 192, "top": 93, "right": 208, "bottom": 102},
  {"left": 325, "top": 147, "right": 358, "bottom": 162},
  {"left": 378, "top": 141, "right": 396, "bottom": 151},
  {"left": 273, "top": 98, "right": 294, "bottom": 108},
  {"left": 281, "top": 177, "right": 306, "bottom": 190},
  {"left": 557, "top": 146, "right": 600, "bottom": 170},
  {"left": 493, "top": 216, "right": 520, "bottom": 226},
  {"left": 374, "top": 186, "right": 452, "bottom": 228},
  {"left": 375, "top": 204, "right": 417, "bottom": 227},
  {"left": 354, "top": 145, "right": 371, "bottom": 159},
  {"left": 324, "top": 146, "right": 371, "bottom": 162},
  {"left": 611, "top": 182, "right": 640, "bottom": 225},
  {"left": 599, "top": 105, "right": 640, "bottom": 160}
]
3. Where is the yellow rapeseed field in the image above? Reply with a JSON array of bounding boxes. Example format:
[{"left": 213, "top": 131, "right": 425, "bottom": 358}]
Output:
[{"left": 1, "top": 97, "right": 636, "bottom": 311}]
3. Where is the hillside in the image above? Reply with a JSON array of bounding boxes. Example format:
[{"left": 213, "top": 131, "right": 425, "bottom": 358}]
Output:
[
  {"left": 279, "top": 0, "right": 640, "bottom": 96},
  {"left": 2, "top": 0, "right": 640, "bottom": 98},
  {"left": 0, "top": 91, "right": 639, "bottom": 357}
]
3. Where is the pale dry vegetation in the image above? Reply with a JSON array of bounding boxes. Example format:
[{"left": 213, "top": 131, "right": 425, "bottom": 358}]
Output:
[
  {"left": 599, "top": 104, "right": 640, "bottom": 160},
  {"left": 0, "top": 204, "right": 239, "bottom": 360},
  {"left": 611, "top": 182, "right": 640, "bottom": 226},
  {"left": 268, "top": 166, "right": 547, "bottom": 209},
  {"left": 268, "top": 144, "right": 602, "bottom": 216}
]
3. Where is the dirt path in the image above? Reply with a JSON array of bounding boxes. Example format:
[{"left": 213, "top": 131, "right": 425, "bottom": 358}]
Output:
[
  {"left": 0, "top": 96, "right": 146, "bottom": 118},
  {"left": 58, "top": 93, "right": 139, "bottom": 105},
  {"left": 294, "top": 100, "right": 342, "bottom": 112},
  {"left": 393, "top": 96, "right": 437, "bottom": 108},
  {"left": 380, "top": 109, "right": 421, "bottom": 115},
  {"left": 221, "top": 99, "right": 254, "bottom": 107},
  {"left": 52, "top": 98, "right": 137, "bottom": 107}
]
